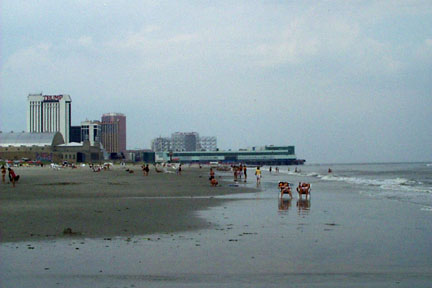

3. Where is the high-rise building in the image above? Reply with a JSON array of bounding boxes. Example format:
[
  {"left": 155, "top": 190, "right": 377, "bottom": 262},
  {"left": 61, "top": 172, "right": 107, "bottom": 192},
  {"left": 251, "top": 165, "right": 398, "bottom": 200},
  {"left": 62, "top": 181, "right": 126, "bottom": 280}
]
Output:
[
  {"left": 27, "top": 93, "right": 72, "bottom": 143},
  {"left": 199, "top": 136, "right": 217, "bottom": 151},
  {"left": 151, "top": 137, "right": 171, "bottom": 152},
  {"left": 171, "top": 132, "right": 200, "bottom": 152},
  {"left": 81, "top": 120, "right": 101, "bottom": 146},
  {"left": 101, "top": 113, "right": 126, "bottom": 155},
  {"left": 151, "top": 132, "right": 217, "bottom": 152}
]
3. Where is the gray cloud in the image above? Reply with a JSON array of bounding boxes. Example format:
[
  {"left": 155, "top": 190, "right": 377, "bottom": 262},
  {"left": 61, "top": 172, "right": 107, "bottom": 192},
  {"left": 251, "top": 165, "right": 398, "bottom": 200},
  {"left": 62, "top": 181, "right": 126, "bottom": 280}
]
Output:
[{"left": 1, "top": 1, "right": 431, "bottom": 163}]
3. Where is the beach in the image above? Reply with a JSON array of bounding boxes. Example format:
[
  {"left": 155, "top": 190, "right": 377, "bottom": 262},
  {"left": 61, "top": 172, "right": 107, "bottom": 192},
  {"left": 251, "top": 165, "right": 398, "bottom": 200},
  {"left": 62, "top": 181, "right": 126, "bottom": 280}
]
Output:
[
  {"left": 0, "top": 165, "right": 253, "bottom": 242},
  {"left": 1, "top": 163, "right": 431, "bottom": 287}
]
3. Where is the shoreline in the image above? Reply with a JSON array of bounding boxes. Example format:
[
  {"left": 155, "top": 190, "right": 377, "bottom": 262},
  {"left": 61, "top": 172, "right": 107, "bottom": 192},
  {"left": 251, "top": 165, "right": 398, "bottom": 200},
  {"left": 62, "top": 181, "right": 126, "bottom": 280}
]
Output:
[{"left": 0, "top": 165, "right": 256, "bottom": 243}]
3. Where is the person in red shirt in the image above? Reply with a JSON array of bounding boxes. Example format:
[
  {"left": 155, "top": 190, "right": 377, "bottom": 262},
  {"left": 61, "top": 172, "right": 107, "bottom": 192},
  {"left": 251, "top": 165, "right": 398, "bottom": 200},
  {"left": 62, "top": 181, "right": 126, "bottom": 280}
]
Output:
[{"left": 8, "top": 168, "right": 18, "bottom": 188}]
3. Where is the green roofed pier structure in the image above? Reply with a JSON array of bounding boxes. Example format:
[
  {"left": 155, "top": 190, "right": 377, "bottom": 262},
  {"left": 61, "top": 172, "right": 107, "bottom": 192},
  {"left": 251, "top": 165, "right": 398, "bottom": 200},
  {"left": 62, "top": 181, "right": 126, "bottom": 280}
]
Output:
[{"left": 155, "top": 145, "right": 305, "bottom": 166}]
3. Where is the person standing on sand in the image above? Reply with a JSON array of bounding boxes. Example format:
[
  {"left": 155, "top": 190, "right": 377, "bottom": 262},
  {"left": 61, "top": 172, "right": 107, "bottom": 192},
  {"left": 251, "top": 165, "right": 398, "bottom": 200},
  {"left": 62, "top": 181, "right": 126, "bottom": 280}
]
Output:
[
  {"left": 1, "top": 165, "right": 6, "bottom": 184},
  {"left": 8, "top": 168, "right": 17, "bottom": 188},
  {"left": 209, "top": 167, "right": 215, "bottom": 180},
  {"left": 255, "top": 166, "right": 261, "bottom": 185},
  {"left": 243, "top": 165, "right": 247, "bottom": 182},
  {"left": 177, "top": 164, "right": 182, "bottom": 175}
]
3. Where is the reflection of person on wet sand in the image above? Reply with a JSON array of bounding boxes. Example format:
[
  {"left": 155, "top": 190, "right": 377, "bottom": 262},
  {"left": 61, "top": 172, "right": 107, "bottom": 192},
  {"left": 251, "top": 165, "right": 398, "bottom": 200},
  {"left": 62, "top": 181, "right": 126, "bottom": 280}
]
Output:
[
  {"left": 297, "top": 199, "right": 311, "bottom": 212},
  {"left": 278, "top": 198, "right": 291, "bottom": 211}
]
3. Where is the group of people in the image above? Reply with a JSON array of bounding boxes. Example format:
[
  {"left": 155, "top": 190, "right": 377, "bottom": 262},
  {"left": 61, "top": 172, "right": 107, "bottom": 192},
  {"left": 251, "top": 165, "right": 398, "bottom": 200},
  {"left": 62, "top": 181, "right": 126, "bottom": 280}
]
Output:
[
  {"left": 268, "top": 166, "right": 279, "bottom": 173},
  {"left": 278, "top": 181, "right": 311, "bottom": 199},
  {"left": 1, "top": 165, "right": 19, "bottom": 188},
  {"left": 232, "top": 164, "right": 247, "bottom": 182}
]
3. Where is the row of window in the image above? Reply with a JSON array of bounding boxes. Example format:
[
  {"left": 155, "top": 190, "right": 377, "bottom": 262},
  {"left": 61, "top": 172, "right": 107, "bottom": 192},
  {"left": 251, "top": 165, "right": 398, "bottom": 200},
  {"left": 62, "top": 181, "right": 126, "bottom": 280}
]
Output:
[{"left": 62, "top": 154, "right": 76, "bottom": 160}]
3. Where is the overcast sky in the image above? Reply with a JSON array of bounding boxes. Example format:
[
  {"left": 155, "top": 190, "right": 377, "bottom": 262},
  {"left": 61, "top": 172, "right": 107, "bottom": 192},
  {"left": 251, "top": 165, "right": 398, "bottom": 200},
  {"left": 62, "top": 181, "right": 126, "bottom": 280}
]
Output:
[{"left": 1, "top": 1, "right": 431, "bottom": 163}]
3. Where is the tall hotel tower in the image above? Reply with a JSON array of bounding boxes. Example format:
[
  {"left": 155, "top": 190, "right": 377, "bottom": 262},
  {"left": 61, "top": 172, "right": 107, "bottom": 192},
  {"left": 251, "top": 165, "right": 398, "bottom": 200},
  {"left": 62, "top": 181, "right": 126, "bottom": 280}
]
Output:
[
  {"left": 27, "top": 93, "right": 72, "bottom": 143},
  {"left": 101, "top": 113, "right": 126, "bottom": 155}
]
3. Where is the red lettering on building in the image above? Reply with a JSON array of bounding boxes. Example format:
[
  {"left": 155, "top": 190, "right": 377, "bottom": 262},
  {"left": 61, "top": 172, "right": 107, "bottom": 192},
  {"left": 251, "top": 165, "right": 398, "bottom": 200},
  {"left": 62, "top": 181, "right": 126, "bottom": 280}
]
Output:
[{"left": 43, "top": 95, "right": 63, "bottom": 101}]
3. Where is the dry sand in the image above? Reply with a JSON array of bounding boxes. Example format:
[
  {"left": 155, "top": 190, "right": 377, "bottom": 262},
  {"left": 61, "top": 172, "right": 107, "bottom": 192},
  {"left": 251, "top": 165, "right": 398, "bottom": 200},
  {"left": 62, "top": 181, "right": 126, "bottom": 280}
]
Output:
[{"left": 0, "top": 165, "right": 253, "bottom": 242}]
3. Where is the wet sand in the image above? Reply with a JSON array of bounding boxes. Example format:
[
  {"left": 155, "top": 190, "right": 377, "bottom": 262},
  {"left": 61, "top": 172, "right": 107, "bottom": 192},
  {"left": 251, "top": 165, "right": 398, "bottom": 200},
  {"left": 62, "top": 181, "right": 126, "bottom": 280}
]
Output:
[{"left": 0, "top": 165, "right": 253, "bottom": 242}]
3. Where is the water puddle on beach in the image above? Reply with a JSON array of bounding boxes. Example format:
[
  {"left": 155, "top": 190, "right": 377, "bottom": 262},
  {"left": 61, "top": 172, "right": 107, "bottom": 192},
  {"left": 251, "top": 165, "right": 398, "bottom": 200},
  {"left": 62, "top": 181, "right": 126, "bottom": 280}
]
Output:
[{"left": 2, "top": 178, "right": 432, "bottom": 287}]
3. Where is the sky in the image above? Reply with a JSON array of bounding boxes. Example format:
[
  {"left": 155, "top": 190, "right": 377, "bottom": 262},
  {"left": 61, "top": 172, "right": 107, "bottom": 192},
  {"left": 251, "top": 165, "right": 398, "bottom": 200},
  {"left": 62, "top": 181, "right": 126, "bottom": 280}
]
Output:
[{"left": 1, "top": 0, "right": 431, "bottom": 163}]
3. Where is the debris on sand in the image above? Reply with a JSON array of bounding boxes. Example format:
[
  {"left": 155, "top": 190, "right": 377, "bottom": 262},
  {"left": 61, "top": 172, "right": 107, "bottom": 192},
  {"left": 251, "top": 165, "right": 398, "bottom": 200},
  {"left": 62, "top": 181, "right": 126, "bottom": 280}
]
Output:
[{"left": 63, "top": 228, "right": 81, "bottom": 236}]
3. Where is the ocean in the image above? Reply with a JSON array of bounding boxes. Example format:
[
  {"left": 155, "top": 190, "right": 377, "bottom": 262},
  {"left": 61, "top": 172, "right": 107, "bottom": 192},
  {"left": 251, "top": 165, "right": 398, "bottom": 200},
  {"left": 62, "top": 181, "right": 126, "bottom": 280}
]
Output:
[{"left": 261, "top": 162, "right": 432, "bottom": 211}]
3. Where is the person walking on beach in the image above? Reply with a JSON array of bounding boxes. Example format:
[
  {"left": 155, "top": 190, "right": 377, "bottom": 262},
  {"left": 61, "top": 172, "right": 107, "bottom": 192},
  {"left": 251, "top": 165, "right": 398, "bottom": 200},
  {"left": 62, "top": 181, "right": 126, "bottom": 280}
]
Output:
[
  {"left": 255, "top": 166, "right": 261, "bottom": 185},
  {"left": 177, "top": 164, "right": 182, "bottom": 175},
  {"left": 1, "top": 165, "right": 6, "bottom": 184},
  {"left": 243, "top": 165, "right": 247, "bottom": 182},
  {"left": 209, "top": 168, "right": 215, "bottom": 180},
  {"left": 142, "top": 164, "right": 149, "bottom": 176},
  {"left": 8, "top": 167, "right": 18, "bottom": 188}
]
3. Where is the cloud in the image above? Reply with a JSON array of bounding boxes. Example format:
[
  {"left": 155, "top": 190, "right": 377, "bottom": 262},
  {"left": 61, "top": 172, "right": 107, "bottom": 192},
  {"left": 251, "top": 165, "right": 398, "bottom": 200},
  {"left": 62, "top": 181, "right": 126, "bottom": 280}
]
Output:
[{"left": 2, "top": 43, "right": 53, "bottom": 73}]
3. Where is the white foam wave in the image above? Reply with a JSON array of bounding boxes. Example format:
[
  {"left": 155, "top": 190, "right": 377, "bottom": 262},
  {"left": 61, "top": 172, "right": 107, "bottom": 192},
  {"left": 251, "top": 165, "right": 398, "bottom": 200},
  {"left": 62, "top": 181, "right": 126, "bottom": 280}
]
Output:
[
  {"left": 317, "top": 174, "right": 411, "bottom": 187},
  {"left": 306, "top": 173, "right": 431, "bottom": 196}
]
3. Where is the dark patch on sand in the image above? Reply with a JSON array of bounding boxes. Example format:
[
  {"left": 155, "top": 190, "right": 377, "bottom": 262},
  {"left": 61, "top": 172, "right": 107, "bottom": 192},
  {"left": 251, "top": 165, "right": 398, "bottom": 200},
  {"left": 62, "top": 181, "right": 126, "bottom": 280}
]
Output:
[{"left": 37, "top": 182, "right": 80, "bottom": 186}]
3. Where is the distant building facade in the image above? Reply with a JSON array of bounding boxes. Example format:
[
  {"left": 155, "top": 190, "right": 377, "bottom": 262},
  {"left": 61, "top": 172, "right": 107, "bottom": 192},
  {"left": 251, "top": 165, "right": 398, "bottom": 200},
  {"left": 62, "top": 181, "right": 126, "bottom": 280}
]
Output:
[
  {"left": 155, "top": 145, "right": 304, "bottom": 165},
  {"left": 171, "top": 132, "right": 200, "bottom": 152},
  {"left": 101, "top": 113, "right": 126, "bottom": 155},
  {"left": 124, "top": 149, "right": 155, "bottom": 163},
  {"left": 0, "top": 131, "right": 103, "bottom": 163},
  {"left": 27, "top": 93, "right": 72, "bottom": 143},
  {"left": 81, "top": 120, "right": 101, "bottom": 147},
  {"left": 69, "top": 126, "right": 82, "bottom": 143},
  {"left": 151, "top": 137, "right": 171, "bottom": 152},
  {"left": 199, "top": 136, "right": 217, "bottom": 151},
  {"left": 151, "top": 132, "right": 217, "bottom": 152}
]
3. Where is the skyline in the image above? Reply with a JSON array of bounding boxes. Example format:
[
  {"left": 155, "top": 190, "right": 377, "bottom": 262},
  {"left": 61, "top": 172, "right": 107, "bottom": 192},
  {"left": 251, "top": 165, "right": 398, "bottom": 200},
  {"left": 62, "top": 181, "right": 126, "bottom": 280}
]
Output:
[{"left": 1, "top": 1, "right": 431, "bottom": 163}]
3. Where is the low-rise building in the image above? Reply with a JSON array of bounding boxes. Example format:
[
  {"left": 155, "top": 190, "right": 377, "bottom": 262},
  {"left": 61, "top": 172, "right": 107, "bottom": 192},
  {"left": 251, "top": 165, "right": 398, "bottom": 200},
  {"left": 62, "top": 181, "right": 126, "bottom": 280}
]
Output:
[
  {"left": 155, "top": 145, "right": 304, "bottom": 165},
  {"left": 0, "top": 131, "right": 103, "bottom": 163}
]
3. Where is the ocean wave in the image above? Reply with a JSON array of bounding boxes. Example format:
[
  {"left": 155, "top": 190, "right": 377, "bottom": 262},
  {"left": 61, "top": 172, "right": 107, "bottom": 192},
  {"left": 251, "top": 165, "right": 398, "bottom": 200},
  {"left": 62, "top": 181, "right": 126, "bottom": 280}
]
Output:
[
  {"left": 278, "top": 168, "right": 432, "bottom": 197},
  {"left": 317, "top": 174, "right": 411, "bottom": 187},
  {"left": 420, "top": 206, "right": 432, "bottom": 212},
  {"left": 302, "top": 172, "right": 432, "bottom": 195}
]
